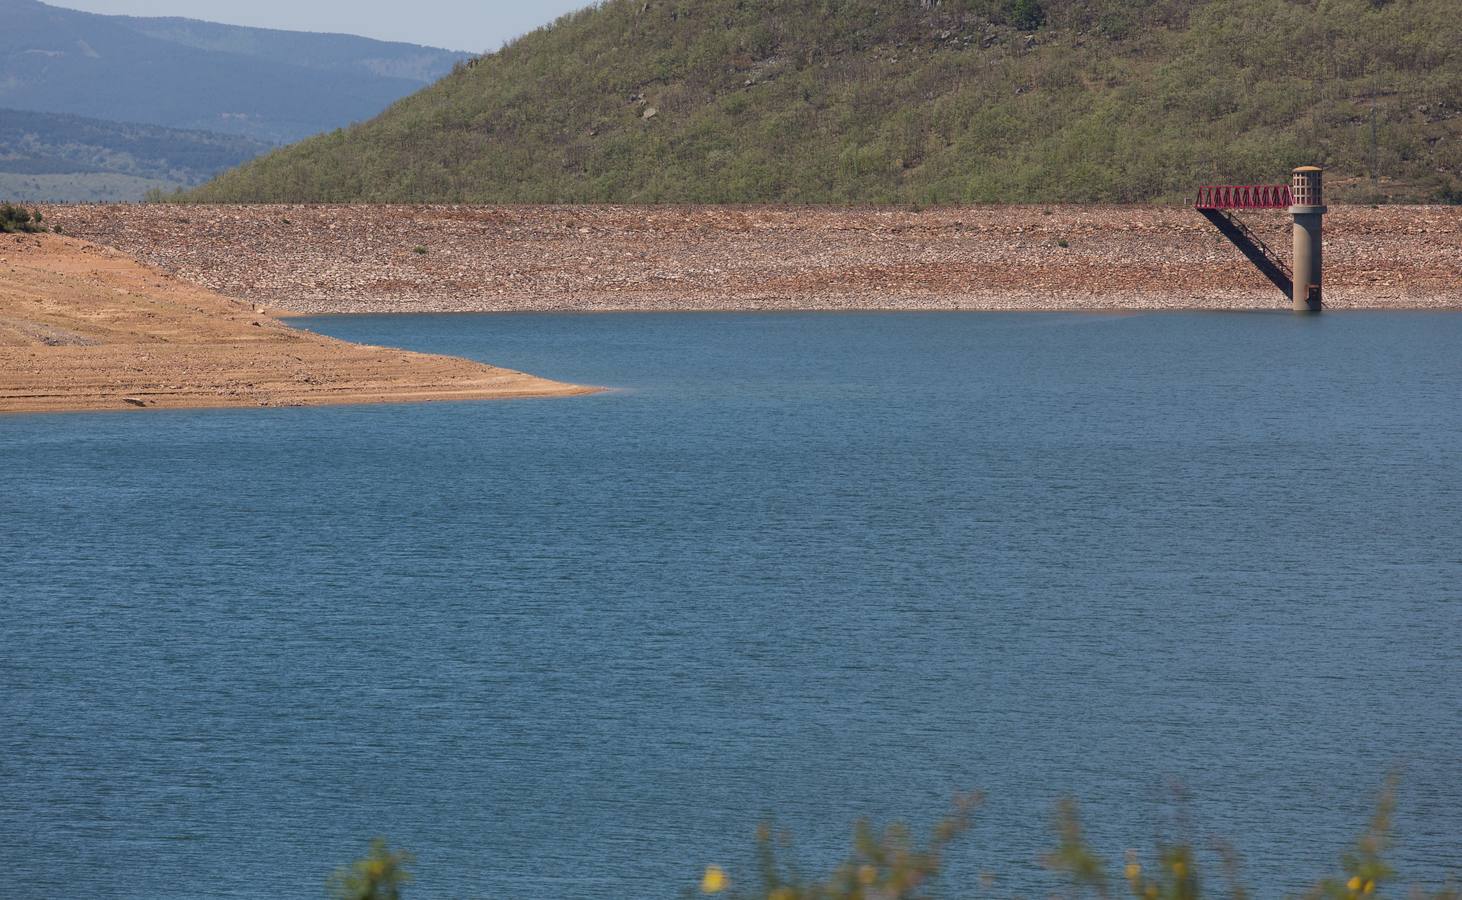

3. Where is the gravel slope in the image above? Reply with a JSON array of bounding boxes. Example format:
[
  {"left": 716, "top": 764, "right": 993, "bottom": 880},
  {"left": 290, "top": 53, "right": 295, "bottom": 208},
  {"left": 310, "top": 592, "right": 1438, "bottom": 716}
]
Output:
[{"left": 43, "top": 204, "right": 1462, "bottom": 314}]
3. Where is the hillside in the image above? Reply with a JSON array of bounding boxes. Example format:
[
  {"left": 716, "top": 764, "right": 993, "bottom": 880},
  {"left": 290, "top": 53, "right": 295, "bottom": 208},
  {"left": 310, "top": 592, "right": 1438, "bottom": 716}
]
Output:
[
  {"left": 0, "top": 0, "right": 468, "bottom": 144},
  {"left": 189, "top": 0, "right": 1461, "bottom": 205},
  {"left": 0, "top": 108, "right": 270, "bottom": 201}
]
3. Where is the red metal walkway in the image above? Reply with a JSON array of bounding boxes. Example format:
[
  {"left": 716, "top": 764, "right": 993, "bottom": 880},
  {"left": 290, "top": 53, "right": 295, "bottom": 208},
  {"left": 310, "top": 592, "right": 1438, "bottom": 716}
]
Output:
[{"left": 1194, "top": 184, "right": 1292, "bottom": 210}]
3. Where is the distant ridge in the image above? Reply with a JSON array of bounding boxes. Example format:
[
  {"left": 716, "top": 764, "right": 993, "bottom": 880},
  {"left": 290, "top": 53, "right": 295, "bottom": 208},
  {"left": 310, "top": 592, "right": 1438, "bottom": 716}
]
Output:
[
  {"left": 190, "top": 0, "right": 1461, "bottom": 205},
  {"left": 0, "top": 107, "right": 271, "bottom": 201},
  {"left": 0, "top": 0, "right": 469, "bottom": 144},
  {"left": 109, "top": 13, "right": 468, "bottom": 85}
]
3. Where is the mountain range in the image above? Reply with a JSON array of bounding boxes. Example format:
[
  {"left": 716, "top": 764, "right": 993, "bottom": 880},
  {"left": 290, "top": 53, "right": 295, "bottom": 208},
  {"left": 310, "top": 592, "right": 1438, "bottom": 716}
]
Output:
[
  {"left": 0, "top": 0, "right": 471, "bottom": 200},
  {"left": 0, "top": 0, "right": 468, "bottom": 143}
]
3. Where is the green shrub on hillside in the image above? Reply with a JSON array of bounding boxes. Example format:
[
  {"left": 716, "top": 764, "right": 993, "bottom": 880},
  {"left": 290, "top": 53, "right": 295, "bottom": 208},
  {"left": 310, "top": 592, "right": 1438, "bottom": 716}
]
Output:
[{"left": 1006, "top": 0, "right": 1046, "bottom": 31}]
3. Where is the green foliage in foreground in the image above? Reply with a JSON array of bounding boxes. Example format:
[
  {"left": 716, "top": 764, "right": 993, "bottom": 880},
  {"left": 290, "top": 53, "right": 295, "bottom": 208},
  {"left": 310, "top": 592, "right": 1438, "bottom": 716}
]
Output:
[
  {"left": 0, "top": 203, "right": 46, "bottom": 234},
  {"left": 190, "top": 0, "right": 1462, "bottom": 205},
  {"left": 330, "top": 782, "right": 1457, "bottom": 899},
  {"left": 329, "top": 839, "right": 411, "bottom": 900}
]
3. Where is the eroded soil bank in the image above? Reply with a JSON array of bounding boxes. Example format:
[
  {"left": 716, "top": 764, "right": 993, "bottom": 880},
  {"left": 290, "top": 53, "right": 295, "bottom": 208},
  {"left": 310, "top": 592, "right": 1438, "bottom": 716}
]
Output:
[
  {"left": 42, "top": 203, "right": 1462, "bottom": 313},
  {"left": 0, "top": 232, "right": 593, "bottom": 414}
]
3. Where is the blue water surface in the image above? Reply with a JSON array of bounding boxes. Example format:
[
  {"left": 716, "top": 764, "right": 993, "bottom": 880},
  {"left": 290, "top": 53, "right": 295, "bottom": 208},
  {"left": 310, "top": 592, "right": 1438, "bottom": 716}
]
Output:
[{"left": 3, "top": 312, "right": 1459, "bottom": 898}]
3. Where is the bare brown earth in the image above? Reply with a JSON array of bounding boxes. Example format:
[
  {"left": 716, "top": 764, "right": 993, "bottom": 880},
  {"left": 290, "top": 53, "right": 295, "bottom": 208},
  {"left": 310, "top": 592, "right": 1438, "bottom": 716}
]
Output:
[
  {"left": 0, "top": 232, "right": 594, "bottom": 414},
  {"left": 42, "top": 203, "right": 1462, "bottom": 313}
]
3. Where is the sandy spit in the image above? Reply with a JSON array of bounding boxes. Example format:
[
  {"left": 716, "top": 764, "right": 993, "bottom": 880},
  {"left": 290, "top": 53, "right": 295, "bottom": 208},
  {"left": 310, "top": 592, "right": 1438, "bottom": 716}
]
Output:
[
  {"left": 40, "top": 203, "right": 1462, "bottom": 314},
  {"left": 0, "top": 233, "right": 596, "bottom": 415}
]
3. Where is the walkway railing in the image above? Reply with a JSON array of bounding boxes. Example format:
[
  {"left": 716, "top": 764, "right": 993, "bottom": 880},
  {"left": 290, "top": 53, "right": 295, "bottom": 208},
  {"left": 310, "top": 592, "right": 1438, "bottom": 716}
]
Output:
[{"left": 1194, "top": 184, "right": 1293, "bottom": 210}]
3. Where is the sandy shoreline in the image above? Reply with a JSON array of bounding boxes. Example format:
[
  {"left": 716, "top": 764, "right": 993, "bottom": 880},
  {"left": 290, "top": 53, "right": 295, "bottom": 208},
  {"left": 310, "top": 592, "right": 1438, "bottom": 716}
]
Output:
[
  {"left": 0, "top": 232, "right": 595, "bottom": 415},
  {"left": 41, "top": 203, "right": 1462, "bottom": 314}
]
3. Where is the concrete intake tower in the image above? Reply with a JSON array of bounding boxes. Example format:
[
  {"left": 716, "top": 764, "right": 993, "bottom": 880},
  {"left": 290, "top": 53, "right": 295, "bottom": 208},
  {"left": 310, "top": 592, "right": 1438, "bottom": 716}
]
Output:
[
  {"left": 1290, "top": 166, "right": 1326, "bottom": 312},
  {"left": 1194, "top": 166, "right": 1328, "bottom": 313}
]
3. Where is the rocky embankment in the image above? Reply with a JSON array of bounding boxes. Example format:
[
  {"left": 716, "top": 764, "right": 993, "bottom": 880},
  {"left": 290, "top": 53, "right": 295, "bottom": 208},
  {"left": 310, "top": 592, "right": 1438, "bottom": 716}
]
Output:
[
  {"left": 0, "top": 232, "right": 593, "bottom": 414},
  {"left": 43, "top": 204, "right": 1462, "bottom": 313}
]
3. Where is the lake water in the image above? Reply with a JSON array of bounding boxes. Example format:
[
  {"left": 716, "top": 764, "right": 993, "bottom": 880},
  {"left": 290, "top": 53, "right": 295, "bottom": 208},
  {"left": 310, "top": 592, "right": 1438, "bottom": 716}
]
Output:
[{"left": 3, "top": 312, "right": 1459, "bottom": 899}]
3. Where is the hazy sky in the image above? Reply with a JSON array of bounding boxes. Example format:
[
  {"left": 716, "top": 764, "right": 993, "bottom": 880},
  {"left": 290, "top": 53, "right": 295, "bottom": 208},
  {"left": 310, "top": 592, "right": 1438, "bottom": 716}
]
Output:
[{"left": 49, "top": 0, "right": 592, "bottom": 52}]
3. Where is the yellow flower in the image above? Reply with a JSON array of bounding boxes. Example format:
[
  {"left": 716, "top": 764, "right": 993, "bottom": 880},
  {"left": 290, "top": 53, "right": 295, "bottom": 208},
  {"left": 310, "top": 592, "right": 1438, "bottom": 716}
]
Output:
[
  {"left": 1363, "top": 880, "right": 1376, "bottom": 895},
  {"left": 1348, "top": 876, "right": 1363, "bottom": 892},
  {"left": 858, "top": 865, "right": 879, "bottom": 886},
  {"left": 1172, "top": 861, "right": 1186, "bottom": 878},
  {"left": 366, "top": 860, "right": 386, "bottom": 879},
  {"left": 1145, "top": 885, "right": 1159, "bottom": 899},
  {"left": 701, "top": 865, "right": 728, "bottom": 894},
  {"left": 1126, "top": 863, "right": 1142, "bottom": 881}
]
